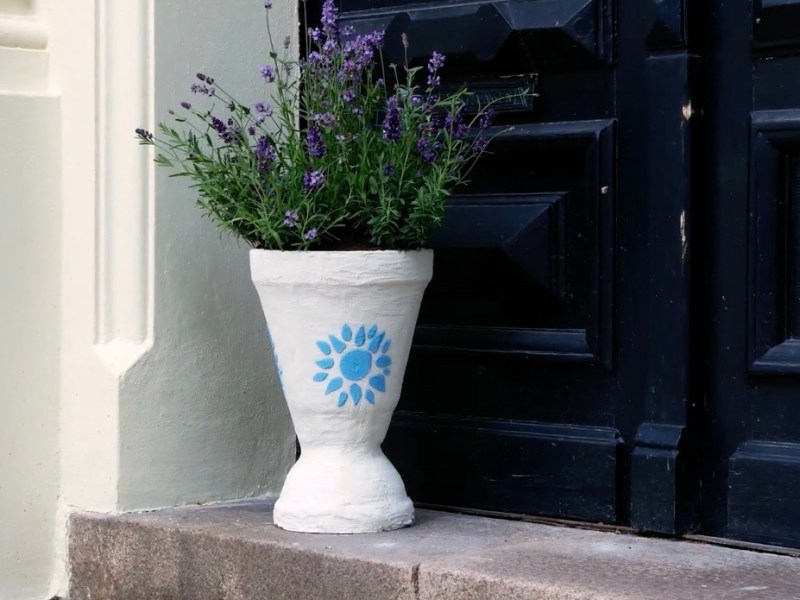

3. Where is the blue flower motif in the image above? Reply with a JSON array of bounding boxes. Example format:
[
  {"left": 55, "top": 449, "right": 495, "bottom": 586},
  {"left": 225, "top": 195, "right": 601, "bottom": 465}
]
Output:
[{"left": 313, "top": 324, "right": 393, "bottom": 406}]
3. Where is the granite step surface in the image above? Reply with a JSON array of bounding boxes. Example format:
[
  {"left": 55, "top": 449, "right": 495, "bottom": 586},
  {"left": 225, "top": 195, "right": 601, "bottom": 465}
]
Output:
[{"left": 69, "top": 498, "right": 800, "bottom": 600}]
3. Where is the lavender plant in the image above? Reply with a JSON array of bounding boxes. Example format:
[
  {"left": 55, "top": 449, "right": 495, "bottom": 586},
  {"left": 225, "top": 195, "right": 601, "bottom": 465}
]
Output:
[{"left": 136, "top": 0, "right": 511, "bottom": 250}]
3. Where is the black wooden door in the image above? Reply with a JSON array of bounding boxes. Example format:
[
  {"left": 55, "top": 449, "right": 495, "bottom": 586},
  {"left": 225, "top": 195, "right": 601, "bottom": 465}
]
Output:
[
  {"left": 306, "top": 1, "right": 800, "bottom": 547},
  {"left": 695, "top": 1, "right": 800, "bottom": 548},
  {"left": 323, "top": 0, "right": 696, "bottom": 533}
]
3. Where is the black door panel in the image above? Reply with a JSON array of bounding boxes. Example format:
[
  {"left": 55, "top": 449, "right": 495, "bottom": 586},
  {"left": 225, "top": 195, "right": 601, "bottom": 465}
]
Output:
[
  {"left": 340, "top": 0, "right": 614, "bottom": 71},
  {"left": 699, "top": 0, "right": 800, "bottom": 548},
  {"left": 303, "top": 0, "right": 800, "bottom": 547}
]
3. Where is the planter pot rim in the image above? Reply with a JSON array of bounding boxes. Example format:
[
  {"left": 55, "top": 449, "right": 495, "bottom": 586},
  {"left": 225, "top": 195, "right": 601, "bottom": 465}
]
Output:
[{"left": 250, "top": 248, "right": 433, "bottom": 286}]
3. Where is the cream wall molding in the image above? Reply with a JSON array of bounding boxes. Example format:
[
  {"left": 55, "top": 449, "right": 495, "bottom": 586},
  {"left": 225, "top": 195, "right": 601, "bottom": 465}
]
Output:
[
  {"left": 0, "top": 14, "right": 46, "bottom": 49},
  {"left": 93, "top": 0, "right": 155, "bottom": 373}
]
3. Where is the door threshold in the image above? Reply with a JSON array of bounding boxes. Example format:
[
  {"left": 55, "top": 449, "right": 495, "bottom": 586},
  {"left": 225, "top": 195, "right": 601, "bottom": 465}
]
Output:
[{"left": 419, "top": 503, "right": 800, "bottom": 559}]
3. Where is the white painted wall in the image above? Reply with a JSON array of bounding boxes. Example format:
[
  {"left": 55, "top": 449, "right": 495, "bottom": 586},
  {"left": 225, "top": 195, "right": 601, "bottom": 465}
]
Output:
[
  {"left": 0, "top": 73, "right": 61, "bottom": 600},
  {"left": 118, "top": 0, "right": 297, "bottom": 510},
  {"left": 0, "top": 4, "right": 60, "bottom": 599},
  {"left": 0, "top": 1, "right": 297, "bottom": 598}
]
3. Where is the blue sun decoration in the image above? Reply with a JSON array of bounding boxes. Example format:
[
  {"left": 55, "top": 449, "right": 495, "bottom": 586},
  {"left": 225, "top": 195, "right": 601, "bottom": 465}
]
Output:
[{"left": 313, "top": 324, "right": 393, "bottom": 407}]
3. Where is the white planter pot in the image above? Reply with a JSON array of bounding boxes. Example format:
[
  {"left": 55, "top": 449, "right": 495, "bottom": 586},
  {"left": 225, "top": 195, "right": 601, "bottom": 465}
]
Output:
[{"left": 250, "top": 249, "right": 433, "bottom": 533}]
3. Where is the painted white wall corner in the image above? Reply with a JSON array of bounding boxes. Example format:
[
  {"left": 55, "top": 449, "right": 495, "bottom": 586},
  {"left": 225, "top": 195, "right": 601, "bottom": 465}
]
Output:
[
  {"left": 0, "top": 1, "right": 300, "bottom": 598},
  {"left": 0, "top": 3, "right": 60, "bottom": 598}
]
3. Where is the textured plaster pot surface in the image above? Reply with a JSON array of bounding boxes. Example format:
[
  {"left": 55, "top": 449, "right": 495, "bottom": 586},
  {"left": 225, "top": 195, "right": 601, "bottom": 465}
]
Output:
[{"left": 250, "top": 250, "right": 433, "bottom": 533}]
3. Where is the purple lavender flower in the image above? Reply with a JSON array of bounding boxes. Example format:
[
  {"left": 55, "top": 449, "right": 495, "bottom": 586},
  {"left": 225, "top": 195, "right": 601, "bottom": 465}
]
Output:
[
  {"left": 210, "top": 116, "right": 228, "bottom": 139},
  {"left": 254, "top": 136, "right": 276, "bottom": 171},
  {"left": 303, "top": 170, "right": 325, "bottom": 190},
  {"left": 264, "top": 1, "right": 272, "bottom": 8},
  {"left": 224, "top": 121, "right": 243, "bottom": 144},
  {"left": 352, "top": 107, "right": 364, "bottom": 116},
  {"left": 340, "top": 32, "right": 383, "bottom": 80},
  {"left": 417, "top": 137, "right": 437, "bottom": 163},
  {"left": 428, "top": 51, "right": 445, "bottom": 72},
  {"left": 384, "top": 163, "right": 395, "bottom": 178},
  {"left": 479, "top": 108, "right": 495, "bottom": 130},
  {"left": 308, "top": 27, "right": 322, "bottom": 44},
  {"left": 322, "top": 39, "right": 337, "bottom": 55},
  {"left": 260, "top": 65, "right": 276, "bottom": 83},
  {"left": 284, "top": 210, "right": 299, "bottom": 228},
  {"left": 304, "top": 228, "right": 318, "bottom": 241},
  {"left": 427, "top": 74, "right": 441, "bottom": 87},
  {"left": 342, "top": 89, "right": 356, "bottom": 103},
  {"left": 473, "top": 136, "right": 490, "bottom": 153},
  {"left": 248, "top": 125, "right": 257, "bottom": 136},
  {"left": 382, "top": 96, "right": 402, "bottom": 142},
  {"left": 283, "top": 35, "right": 291, "bottom": 49},
  {"left": 180, "top": 101, "right": 191, "bottom": 110},
  {"left": 321, "top": 0, "right": 338, "bottom": 38},
  {"left": 306, "top": 125, "right": 326, "bottom": 158},
  {"left": 445, "top": 113, "right": 469, "bottom": 140},
  {"left": 135, "top": 128, "right": 153, "bottom": 141},
  {"left": 254, "top": 101, "right": 273, "bottom": 116},
  {"left": 196, "top": 73, "right": 208, "bottom": 82},
  {"left": 313, "top": 112, "right": 338, "bottom": 129}
]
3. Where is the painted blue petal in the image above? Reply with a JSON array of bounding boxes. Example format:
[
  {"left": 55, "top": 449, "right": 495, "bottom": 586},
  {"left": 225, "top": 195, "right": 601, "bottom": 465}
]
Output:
[
  {"left": 313, "top": 372, "right": 328, "bottom": 382},
  {"left": 376, "top": 355, "right": 392, "bottom": 368},
  {"left": 329, "top": 335, "right": 346, "bottom": 353},
  {"left": 368, "top": 332, "right": 385, "bottom": 353},
  {"left": 369, "top": 374, "right": 386, "bottom": 392},
  {"left": 350, "top": 384, "right": 362, "bottom": 405},
  {"left": 355, "top": 326, "right": 366, "bottom": 347},
  {"left": 365, "top": 390, "right": 375, "bottom": 405},
  {"left": 338, "top": 392, "right": 348, "bottom": 407},
  {"left": 342, "top": 324, "right": 352, "bottom": 342},
  {"left": 317, "top": 341, "right": 332, "bottom": 355},
  {"left": 367, "top": 325, "right": 377, "bottom": 339},
  {"left": 382, "top": 340, "right": 391, "bottom": 354},
  {"left": 325, "top": 377, "right": 343, "bottom": 394},
  {"left": 316, "top": 358, "right": 334, "bottom": 369}
]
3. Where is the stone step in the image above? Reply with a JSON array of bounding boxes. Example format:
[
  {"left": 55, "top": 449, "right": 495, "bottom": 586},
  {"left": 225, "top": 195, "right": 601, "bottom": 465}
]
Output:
[{"left": 69, "top": 498, "right": 800, "bottom": 600}]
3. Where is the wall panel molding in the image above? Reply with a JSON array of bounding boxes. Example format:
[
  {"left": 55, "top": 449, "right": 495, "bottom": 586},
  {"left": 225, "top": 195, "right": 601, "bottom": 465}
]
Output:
[
  {"left": 0, "top": 14, "right": 46, "bottom": 49},
  {"left": 415, "top": 119, "right": 616, "bottom": 368},
  {"left": 748, "top": 110, "right": 800, "bottom": 375},
  {"left": 93, "top": 0, "right": 155, "bottom": 364}
]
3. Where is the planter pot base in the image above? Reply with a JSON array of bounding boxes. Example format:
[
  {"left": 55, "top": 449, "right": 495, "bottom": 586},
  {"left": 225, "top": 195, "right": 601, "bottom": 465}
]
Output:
[{"left": 274, "top": 448, "right": 414, "bottom": 533}]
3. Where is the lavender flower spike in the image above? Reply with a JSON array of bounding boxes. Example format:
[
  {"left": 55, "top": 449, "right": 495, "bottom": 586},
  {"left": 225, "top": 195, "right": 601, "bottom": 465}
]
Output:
[
  {"left": 284, "top": 210, "right": 299, "bottom": 228},
  {"left": 428, "top": 51, "right": 445, "bottom": 73},
  {"left": 306, "top": 125, "right": 326, "bottom": 158},
  {"left": 382, "top": 96, "right": 402, "bottom": 142},
  {"left": 321, "top": 0, "right": 338, "bottom": 38},
  {"left": 304, "top": 228, "right": 318, "bottom": 241},
  {"left": 260, "top": 65, "right": 276, "bottom": 83},
  {"left": 303, "top": 169, "right": 325, "bottom": 190}
]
